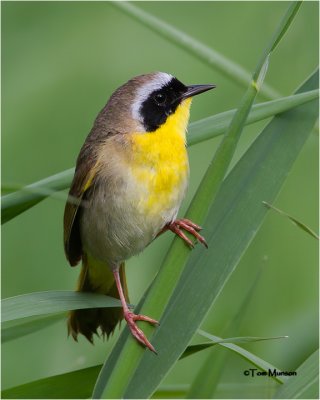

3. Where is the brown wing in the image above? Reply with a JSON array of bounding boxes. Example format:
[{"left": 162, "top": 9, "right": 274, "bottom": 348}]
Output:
[{"left": 64, "top": 142, "right": 99, "bottom": 266}]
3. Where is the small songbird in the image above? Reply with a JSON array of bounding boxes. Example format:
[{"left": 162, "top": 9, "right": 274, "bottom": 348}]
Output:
[{"left": 64, "top": 72, "right": 215, "bottom": 353}]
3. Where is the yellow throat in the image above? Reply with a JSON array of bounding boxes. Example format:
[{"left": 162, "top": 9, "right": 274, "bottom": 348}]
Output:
[{"left": 130, "top": 98, "right": 192, "bottom": 216}]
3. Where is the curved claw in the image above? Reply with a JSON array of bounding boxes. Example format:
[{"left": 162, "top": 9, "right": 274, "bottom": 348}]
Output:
[
  {"left": 124, "top": 311, "right": 158, "bottom": 354},
  {"left": 167, "top": 218, "right": 208, "bottom": 248}
]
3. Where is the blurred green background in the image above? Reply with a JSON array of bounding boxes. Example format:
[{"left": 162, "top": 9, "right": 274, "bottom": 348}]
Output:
[{"left": 2, "top": 1, "right": 318, "bottom": 397}]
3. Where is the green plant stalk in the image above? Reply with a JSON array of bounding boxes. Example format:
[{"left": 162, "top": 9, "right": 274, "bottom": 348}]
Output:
[
  {"left": 95, "top": 3, "right": 301, "bottom": 398},
  {"left": 111, "top": 1, "right": 280, "bottom": 100},
  {"left": 2, "top": 88, "right": 317, "bottom": 225}
]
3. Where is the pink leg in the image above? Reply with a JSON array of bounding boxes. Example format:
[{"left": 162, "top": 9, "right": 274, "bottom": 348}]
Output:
[
  {"left": 158, "top": 218, "right": 208, "bottom": 249},
  {"left": 113, "top": 269, "right": 158, "bottom": 353}
]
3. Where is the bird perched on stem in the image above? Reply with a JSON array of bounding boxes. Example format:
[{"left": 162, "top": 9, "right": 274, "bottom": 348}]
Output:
[{"left": 64, "top": 72, "right": 215, "bottom": 353}]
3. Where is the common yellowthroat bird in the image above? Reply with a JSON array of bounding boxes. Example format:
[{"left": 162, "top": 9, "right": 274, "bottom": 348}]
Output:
[{"left": 64, "top": 72, "right": 215, "bottom": 353}]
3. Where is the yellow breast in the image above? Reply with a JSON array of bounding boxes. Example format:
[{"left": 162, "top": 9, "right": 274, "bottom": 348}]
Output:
[{"left": 130, "top": 98, "right": 192, "bottom": 217}]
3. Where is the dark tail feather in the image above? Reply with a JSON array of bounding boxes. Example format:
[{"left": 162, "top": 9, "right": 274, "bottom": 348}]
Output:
[{"left": 68, "top": 254, "right": 128, "bottom": 343}]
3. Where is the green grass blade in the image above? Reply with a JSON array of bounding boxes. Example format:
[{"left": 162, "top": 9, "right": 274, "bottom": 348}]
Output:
[
  {"left": 111, "top": 1, "right": 280, "bottom": 99},
  {"left": 182, "top": 335, "right": 287, "bottom": 360},
  {"left": 273, "top": 349, "right": 319, "bottom": 399},
  {"left": 253, "top": 2, "right": 301, "bottom": 82},
  {"left": 198, "top": 332, "right": 287, "bottom": 384},
  {"left": 93, "top": 5, "right": 303, "bottom": 398},
  {"left": 187, "top": 266, "right": 264, "bottom": 398},
  {"left": 1, "top": 168, "right": 74, "bottom": 224},
  {"left": 1, "top": 365, "right": 101, "bottom": 399},
  {"left": 1, "top": 291, "right": 121, "bottom": 322},
  {"left": 2, "top": 314, "right": 64, "bottom": 343},
  {"left": 2, "top": 89, "right": 317, "bottom": 225},
  {"left": 263, "top": 201, "right": 319, "bottom": 240},
  {"left": 188, "top": 89, "right": 318, "bottom": 146},
  {"left": 98, "top": 68, "right": 318, "bottom": 399},
  {"left": 186, "top": 333, "right": 286, "bottom": 396},
  {"left": 199, "top": 333, "right": 288, "bottom": 345}
]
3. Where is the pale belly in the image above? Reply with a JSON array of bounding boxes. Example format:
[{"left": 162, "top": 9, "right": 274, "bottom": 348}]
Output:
[{"left": 80, "top": 160, "right": 189, "bottom": 266}]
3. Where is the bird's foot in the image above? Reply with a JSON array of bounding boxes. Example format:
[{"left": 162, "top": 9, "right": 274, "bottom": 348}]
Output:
[
  {"left": 167, "top": 218, "right": 208, "bottom": 248},
  {"left": 124, "top": 310, "right": 159, "bottom": 354}
]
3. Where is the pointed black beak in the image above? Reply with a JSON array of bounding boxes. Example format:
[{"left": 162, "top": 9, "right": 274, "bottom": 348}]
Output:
[{"left": 182, "top": 84, "right": 216, "bottom": 100}]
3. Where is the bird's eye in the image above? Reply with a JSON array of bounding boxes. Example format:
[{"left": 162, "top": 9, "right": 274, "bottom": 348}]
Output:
[{"left": 154, "top": 93, "right": 166, "bottom": 106}]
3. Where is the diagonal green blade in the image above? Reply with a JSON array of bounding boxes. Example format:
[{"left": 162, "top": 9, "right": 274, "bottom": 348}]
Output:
[
  {"left": 2, "top": 314, "right": 64, "bottom": 343},
  {"left": 262, "top": 201, "right": 319, "bottom": 240},
  {"left": 1, "top": 168, "right": 74, "bottom": 224},
  {"left": 1, "top": 291, "right": 121, "bottom": 322},
  {"left": 197, "top": 331, "right": 287, "bottom": 384},
  {"left": 273, "top": 349, "right": 319, "bottom": 399},
  {"left": 111, "top": 1, "right": 280, "bottom": 99},
  {"left": 1, "top": 365, "right": 101, "bottom": 400},
  {"left": 186, "top": 265, "right": 264, "bottom": 398}
]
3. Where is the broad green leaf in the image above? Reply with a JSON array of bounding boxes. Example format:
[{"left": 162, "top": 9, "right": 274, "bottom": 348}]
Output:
[
  {"left": 263, "top": 201, "right": 319, "bottom": 240},
  {"left": 187, "top": 266, "right": 264, "bottom": 398},
  {"left": 1, "top": 291, "right": 121, "bottom": 323},
  {"left": 2, "top": 314, "right": 64, "bottom": 343},
  {"left": 93, "top": 4, "right": 303, "bottom": 398},
  {"left": 2, "top": 89, "right": 317, "bottom": 225},
  {"left": 273, "top": 349, "right": 319, "bottom": 399},
  {"left": 1, "top": 374, "right": 189, "bottom": 400},
  {"left": 111, "top": 1, "right": 280, "bottom": 99},
  {"left": 1, "top": 365, "right": 101, "bottom": 399},
  {"left": 118, "top": 68, "right": 318, "bottom": 399}
]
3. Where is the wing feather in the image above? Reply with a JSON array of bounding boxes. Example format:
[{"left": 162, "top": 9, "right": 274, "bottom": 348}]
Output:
[{"left": 63, "top": 143, "right": 99, "bottom": 266}]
